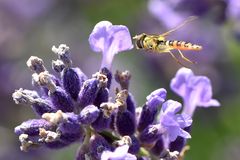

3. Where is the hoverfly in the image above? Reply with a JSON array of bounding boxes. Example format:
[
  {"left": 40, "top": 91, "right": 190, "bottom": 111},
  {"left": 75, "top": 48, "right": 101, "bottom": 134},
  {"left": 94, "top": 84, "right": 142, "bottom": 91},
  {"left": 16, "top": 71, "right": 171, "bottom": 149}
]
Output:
[{"left": 133, "top": 16, "right": 202, "bottom": 66}]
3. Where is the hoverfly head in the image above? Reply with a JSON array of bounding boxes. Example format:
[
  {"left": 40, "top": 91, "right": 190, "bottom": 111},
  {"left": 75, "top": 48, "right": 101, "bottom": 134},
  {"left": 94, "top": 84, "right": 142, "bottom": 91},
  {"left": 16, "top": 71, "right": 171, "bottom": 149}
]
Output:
[{"left": 133, "top": 33, "right": 146, "bottom": 49}]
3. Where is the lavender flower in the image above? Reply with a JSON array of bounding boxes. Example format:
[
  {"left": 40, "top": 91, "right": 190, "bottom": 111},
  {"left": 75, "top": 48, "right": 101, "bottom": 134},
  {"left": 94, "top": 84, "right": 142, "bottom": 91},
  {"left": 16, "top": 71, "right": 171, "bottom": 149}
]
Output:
[
  {"left": 12, "top": 20, "right": 220, "bottom": 160},
  {"left": 89, "top": 21, "right": 133, "bottom": 69},
  {"left": 170, "top": 67, "right": 220, "bottom": 117},
  {"left": 159, "top": 100, "right": 192, "bottom": 142}
]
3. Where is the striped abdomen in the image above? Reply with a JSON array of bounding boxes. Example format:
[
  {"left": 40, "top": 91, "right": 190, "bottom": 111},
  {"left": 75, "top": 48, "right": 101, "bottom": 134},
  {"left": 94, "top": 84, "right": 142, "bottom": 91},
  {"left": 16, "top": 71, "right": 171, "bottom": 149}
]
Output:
[{"left": 165, "top": 40, "right": 202, "bottom": 51}]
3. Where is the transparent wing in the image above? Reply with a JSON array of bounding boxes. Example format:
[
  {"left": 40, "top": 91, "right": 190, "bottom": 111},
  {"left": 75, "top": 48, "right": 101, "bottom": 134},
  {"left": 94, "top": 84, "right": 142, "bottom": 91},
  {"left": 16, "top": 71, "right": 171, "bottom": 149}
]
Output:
[{"left": 160, "top": 16, "right": 198, "bottom": 37}]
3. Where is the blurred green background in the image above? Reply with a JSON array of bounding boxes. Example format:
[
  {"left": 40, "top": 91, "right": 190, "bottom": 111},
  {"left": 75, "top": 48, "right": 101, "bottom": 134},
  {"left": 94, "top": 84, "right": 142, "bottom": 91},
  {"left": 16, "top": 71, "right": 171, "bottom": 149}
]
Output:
[{"left": 0, "top": 0, "right": 240, "bottom": 159}]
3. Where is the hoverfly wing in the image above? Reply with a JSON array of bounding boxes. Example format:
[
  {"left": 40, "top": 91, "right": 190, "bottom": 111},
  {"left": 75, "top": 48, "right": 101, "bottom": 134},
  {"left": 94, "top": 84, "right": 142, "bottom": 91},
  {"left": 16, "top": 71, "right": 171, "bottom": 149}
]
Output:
[{"left": 160, "top": 16, "right": 198, "bottom": 37}]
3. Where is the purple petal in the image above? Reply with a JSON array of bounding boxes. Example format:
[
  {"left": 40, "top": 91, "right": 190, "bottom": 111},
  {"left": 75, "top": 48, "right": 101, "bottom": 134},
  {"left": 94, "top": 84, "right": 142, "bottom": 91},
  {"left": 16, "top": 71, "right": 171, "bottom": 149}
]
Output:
[
  {"left": 108, "top": 25, "right": 133, "bottom": 53},
  {"left": 161, "top": 100, "right": 182, "bottom": 115},
  {"left": 167, "top": 126, "right": 181, "bottom": 142},
  {"left": 89, "top": 21, "right": 113, "bottom": 53},
  {"left": 170, "top": 67, "right": 220, "bottom": 116},
  {"left": 161, "top": 114, "right": 179, "bottom": 127},
  {"left": 176, "top": 114, "right": 192, "bottom": 128},
  {"left": 146, "top": 88, "right": 167, "bottom": 107},
  {"left": 178, "top": 129, "right": 191, "bottom": 139},
  {"left": 170, "top": 67, "right": 193, "bottom": 98},
  {"left": 200, "top": 99, "right": 220, "bottom": 108},
  {"left": 159, "top": 100, "right": 192, "bottom": 142},
  {"left": 101, "top": 145, "right": 137, "bottom": 160},
  {"left": 89, "top": 21, "right": 133, "bottom": 69}
]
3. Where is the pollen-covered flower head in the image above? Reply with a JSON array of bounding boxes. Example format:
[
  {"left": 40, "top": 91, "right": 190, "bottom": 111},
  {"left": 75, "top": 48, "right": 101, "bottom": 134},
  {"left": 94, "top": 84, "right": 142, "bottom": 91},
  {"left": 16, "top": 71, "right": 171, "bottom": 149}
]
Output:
[{"left": 89, "top": 21, "right": 133, "bottom": 69}]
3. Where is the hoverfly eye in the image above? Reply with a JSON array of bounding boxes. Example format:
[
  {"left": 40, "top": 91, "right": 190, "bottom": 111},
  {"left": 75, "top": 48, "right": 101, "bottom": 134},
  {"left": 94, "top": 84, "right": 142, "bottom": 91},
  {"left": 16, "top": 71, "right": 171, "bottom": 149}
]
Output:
[{"left": 136, "top": 40, "right": 143, "bottom": 49}]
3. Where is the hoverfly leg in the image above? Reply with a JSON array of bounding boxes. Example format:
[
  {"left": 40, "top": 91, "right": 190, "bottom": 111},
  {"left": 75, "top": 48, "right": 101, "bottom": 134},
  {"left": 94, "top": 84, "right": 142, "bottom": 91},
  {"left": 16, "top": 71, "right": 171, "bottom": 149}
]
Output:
[
  {"left": 177, "top": 49, "right": 197, "bottom": 64},
  {"left": 167, "top": 50, "right": 188, "bottom": 68}
]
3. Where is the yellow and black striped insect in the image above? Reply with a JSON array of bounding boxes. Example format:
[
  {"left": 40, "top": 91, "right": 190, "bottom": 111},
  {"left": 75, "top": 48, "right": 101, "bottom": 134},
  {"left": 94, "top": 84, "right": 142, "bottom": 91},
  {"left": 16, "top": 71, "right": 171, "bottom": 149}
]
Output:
[{"left": 133, "top": 16, "right": 202, "bottom": 66}]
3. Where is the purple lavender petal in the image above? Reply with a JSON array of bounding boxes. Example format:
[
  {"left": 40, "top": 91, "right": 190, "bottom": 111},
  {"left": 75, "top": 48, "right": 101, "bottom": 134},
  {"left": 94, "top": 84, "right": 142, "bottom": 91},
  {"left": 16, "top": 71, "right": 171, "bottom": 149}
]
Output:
[
  {"left": 161, "top": 99, "right": 182, "bottom": 116},
  {"left": 170, "top": 67, "right": 220, "bottom": 116},
  {"left": 89, "top": 21, "right": 113, "bottom": 52},
  {"left": 146, "top": 88, "right": 167, "bottom": 107},
  {"left": 175, "top": 113, "right": 192, "bottom": 128},
  {"left": 101, "top": 145, "right": 137, "bottom": 160},
  {"left": 89, "top": 21, "right": 133, "bottom": 69},
  {"left": 159, "top": 100, "right": 192, "bottom": 142}
]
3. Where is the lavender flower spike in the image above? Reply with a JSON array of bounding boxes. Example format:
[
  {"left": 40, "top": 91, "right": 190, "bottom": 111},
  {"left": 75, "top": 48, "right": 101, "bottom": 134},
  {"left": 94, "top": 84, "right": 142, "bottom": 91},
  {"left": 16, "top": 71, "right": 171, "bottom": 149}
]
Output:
[
  {"left": 101, "top": 145, "right": 137, "bottom": 160},
  {"left": 170, "top": 67, "right": 220, "bottom": 117},
  {"left": 89, "top": 21, "right": 133, "bottom": 69}
]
